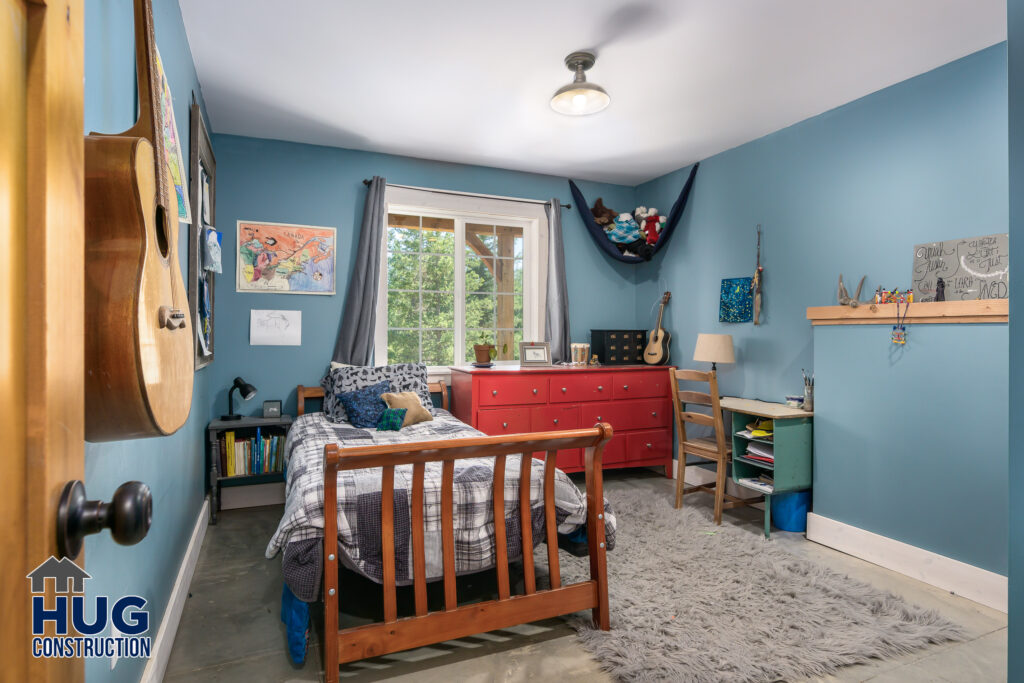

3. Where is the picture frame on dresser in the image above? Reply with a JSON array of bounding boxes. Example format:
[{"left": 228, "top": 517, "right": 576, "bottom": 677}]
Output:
[{"left": 520, "top": 341, "right": 552, "bottom": 366}]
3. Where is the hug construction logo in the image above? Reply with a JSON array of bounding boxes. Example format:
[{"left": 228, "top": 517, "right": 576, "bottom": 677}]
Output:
[{"left": 26, "top": 556, "right": 152, "bottom": 660}]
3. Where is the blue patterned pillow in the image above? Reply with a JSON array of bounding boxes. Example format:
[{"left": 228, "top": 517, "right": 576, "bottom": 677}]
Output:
[
  {"left": 376, "top": 408, "right": 407, "bottom": 431},
  {"left": 337, "top": 381, "right": 391, "bottom": 428}
]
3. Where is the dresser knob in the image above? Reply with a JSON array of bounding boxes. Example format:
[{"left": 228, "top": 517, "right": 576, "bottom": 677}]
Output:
[
  {"left": 623, "top": 384, "right": 629, "bottom": 390},
  {"left": 597, "top": 385, "right": 604, "bottom": 391},
  {"left": 646, "top": 443, "right": 652, "bottom": 449},
  {"left": 492, "top": 390, "right": 498, "bottom": 396},
  {"left": 561, "top": 387, "right": 567, "bottom": 393},
  {"left": 652, "top": 411, "right": 657, "bottom": 417},
  {"left": 502, "top": 422, "right": 508, "bottom": 428},
  {"left": 532, "top": 388, "right": 538, "bottom": 395},
  {"left": 553, "top": 418, "right": 559, "bottom": 425},
  {"left": 596, "top": 416, "right": 602, "bottom": 421}
]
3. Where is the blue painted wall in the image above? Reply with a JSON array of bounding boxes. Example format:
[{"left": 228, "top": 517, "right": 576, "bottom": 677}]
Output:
[
  {"left": 206, "top": 134, "right": 638, "bottom": 420},
  {"left": 1008, "top": 0, "right": 1023, "bottom": 675},
  {"left": 633, "top": 44, "right": 1008, "bottom": 573},
  {"left": 83, "top": 1, "right": 213, "bottom": 681}
]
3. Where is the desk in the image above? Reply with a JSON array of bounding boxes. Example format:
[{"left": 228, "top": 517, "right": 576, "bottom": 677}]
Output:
[{"left": 720, "top": 397, "right": 813, "bottom": 538}]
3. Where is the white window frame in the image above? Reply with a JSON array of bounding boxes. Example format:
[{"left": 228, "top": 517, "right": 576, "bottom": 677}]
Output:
[{"left": 374, "top": 187, "right": 548, "bottom": 380}]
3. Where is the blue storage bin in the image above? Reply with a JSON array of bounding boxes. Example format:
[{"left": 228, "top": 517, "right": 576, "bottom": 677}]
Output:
[{"left": 771, "top": 491, "right": 810, "bottom": 532}]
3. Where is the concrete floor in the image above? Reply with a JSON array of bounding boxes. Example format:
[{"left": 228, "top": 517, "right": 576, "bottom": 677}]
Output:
[{"left": 166, "top": 469, "right": 1007, "bottom": 682}]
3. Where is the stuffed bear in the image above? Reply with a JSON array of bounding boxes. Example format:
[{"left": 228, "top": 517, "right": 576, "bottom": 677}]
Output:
[
  {"left": 590, "top": 198, "right": 617, "bottom": 227},
  {"left": 634, "top": 206, "right": 668, "bottom": 245}
]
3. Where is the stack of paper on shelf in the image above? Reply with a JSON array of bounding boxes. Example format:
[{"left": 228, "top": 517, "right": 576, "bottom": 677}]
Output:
[{"left": 744, "top": 441, "right": 774, "bottom": 464}]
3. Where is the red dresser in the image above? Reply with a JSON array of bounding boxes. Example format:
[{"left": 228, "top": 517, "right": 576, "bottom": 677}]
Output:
[{"left": 450, "top": 365, "right": 673, "bottom": 476}]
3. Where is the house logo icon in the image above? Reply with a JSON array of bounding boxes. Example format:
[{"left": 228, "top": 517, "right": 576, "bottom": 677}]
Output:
[
  {"left": 26, "top": 556, "right": 152, "bottom": 661},
  {"left": 26, "top": 556, "right": 91, "bottom": 594}
]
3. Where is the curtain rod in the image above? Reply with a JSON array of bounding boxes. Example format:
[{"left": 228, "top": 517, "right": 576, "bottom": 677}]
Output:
[{"left": 362, "top": 179, "right": 570, "bottom": 209}]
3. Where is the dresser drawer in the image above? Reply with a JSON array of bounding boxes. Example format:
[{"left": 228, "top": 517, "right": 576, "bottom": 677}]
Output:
[
  {"left": 478, "top": 376, "right": 548, "bottom": 406},
  {"left": 530, "top": 404, "right": 580, "bottom": 431},
  {"left": 613, "top": 371, "right": 671, "bottom": 399},
  {"left": 477, "top": 407, "right": 531, "bottom": 435},
  {"left": 581, "top": 398, "right": 671, "bottom": 432},
  {"left": 599, "top": 434, "right": 627, "bottom": 465},
  {"left": 626, "top": 429, "right": 672, "bottom": 462},
  {"left": 549, "top": 373, "right": 612, "bottom": 403}
]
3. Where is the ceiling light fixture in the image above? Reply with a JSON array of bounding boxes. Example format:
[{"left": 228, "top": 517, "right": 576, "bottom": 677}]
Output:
[{"left": 550, "top": 51, "right": 610, "bottom": 116}]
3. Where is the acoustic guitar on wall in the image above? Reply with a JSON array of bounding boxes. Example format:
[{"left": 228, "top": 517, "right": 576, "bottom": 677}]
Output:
[
  {"left": 83, "top": 0, "right": 194, "bottom": 441},
  {"left": 643, "top": 292, "right": 672, "bottom": 365}
]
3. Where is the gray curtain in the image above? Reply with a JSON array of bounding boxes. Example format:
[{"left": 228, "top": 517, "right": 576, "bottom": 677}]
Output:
[
  {"left": 333, "top": 176, "right": 386, "bottom": 365},
  {"left": 544, "top": 199, "right": 571, "bottom": 363}
]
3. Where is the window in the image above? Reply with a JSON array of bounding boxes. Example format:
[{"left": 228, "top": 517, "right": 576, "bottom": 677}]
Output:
[{"left": 375, "top": 190, "right": 547, "bottom": 373}]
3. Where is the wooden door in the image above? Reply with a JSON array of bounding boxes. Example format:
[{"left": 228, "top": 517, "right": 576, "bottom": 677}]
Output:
[{"left": 1, "top": 0, "right": 85, "bottom": 680}]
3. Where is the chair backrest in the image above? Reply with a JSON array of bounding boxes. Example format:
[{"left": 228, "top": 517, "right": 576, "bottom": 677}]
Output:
[{"left": 670, "top": 368, "right": 729, "bottom": 457}]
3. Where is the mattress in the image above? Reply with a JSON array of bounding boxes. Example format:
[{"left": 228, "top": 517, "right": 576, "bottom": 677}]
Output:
[{"left": 265, "top": 409, "right": 617, "bottom": 601}]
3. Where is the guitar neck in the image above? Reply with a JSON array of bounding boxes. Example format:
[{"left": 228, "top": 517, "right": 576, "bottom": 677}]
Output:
[
  {"left": 133, "top": 0, "right": 170, "bottom": 207},
  {"left": 655, "top": 303, "right": 665, "bottom": 331}
]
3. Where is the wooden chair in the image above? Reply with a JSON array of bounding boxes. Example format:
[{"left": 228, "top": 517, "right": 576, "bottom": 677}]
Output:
[{"left": 670, "top": 368, "right": 760, "bottom": 524}]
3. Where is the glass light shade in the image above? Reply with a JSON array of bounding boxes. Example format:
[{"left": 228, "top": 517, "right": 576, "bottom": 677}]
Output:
[
  {"left": 550, "top": 82, "right": 610, "bottom": 116},
  {"left": 693, "top": 334, "right": 735, "bottom": 365}
]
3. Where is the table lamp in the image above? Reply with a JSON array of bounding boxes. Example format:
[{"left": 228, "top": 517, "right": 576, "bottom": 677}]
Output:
[
  {"left": 221, "top": 376, "right": 257, "bottom": 420},
  {"left": 693, "top": 334, "right": 735, "bottom": 373}
]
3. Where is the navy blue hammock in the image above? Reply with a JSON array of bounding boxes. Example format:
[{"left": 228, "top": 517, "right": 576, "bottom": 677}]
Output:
[{"left": 568, "top": 163, "right": 699, "bottom": 264}]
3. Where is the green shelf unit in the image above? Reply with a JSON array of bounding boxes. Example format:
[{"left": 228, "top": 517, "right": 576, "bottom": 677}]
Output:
[{"left": 731, "top": 413, "right": 813, "bottom": 537}]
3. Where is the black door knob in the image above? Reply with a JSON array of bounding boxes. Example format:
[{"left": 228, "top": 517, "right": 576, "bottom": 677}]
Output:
[{"left": 56, "top": 480, "right": 152, "bottom": 560}]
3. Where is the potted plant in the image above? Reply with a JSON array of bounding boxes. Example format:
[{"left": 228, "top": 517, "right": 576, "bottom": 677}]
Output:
[{"left": 472, "top": 334, "right": 508, "bottom": 364}]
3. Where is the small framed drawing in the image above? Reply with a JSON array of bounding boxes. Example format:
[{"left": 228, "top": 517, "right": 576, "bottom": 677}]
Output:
[
  {"left": 262, "top": 400, "right": 282, "bottom": 418},
  {"left": 519, "top": 341, "right": 552, "bottom": 367}
]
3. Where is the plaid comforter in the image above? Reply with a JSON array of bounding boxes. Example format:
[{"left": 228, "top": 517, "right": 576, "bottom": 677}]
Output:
[{"left": 266, "top": 410, "right": 617, "bottom": 601}]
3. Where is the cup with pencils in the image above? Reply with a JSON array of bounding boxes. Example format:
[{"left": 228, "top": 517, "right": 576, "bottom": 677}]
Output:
[{"left": 802, "top": 370, "right": 814, "bottom": 412}]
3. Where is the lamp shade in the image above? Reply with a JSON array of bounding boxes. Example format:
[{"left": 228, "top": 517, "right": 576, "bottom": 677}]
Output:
[{"left": 693, "top": 334, "right": 735, "bottom": 365}]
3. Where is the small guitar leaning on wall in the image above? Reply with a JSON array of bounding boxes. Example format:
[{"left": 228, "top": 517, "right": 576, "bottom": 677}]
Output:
[
  {"left": 83, "top": 0, "right": 194, "bottom": 441},
  {"left": 643, "top": 291, "right": 672, "bottom": 365}
]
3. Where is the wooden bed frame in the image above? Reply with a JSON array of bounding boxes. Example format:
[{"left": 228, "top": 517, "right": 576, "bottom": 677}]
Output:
[{"left": 295, "top": 382, "right": 611, "bottom": 681}]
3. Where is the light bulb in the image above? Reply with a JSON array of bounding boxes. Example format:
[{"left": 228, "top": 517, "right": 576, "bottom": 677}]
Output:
[{"left": 572, "top": 93, "right": 587, "bottom": 110}]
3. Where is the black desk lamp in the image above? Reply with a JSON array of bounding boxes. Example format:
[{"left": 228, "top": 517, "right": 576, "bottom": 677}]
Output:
[{"left": 221, "top": 376, "right": 257, "bottom": 420}]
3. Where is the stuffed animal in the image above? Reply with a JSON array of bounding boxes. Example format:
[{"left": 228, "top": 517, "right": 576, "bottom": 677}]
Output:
[
  {"left": 607, "top": 213, "right": 643, "bottom": 244},
  {"left": 590, "top": 198, "right": 617, "bottom": 227},
  {"left": 634, "top": 206, "right": 668, "bottom": 245}
]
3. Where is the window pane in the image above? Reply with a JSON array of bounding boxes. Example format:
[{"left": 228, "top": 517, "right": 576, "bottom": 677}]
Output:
[
  {"left": 495, "top": 258, "right": 516, "bottom": 295},
  {"left": 422, "top": 291, "right": 454, "bottom": 328},
  {"left": 514, "top": 295, "right": 523, "bottom": 329},
  {"left": 496, "top": 294, "right": 515, "bottom": 331},
  {"left": 421, "top": 329, "right": 454, "bottom": 366},
  {"left": 387, "top": 290, "right": 420, "bottom": 328},
  {"left": 465, "top": 253, "right": 495, "bottom": 292},
  {"left": 388, "top": 329, "right": 420, "bottom": 364},
  {"left": 514, "top": 259, "right": 523, "bottom": 294},
  {"left": 513, "top": 330, "right": 523, "bottom": 359},
  {"left": 494, "top": 331, "right": 515, "bottom": 361},
  {"left": 388, "top": 225, "right": 420, "bottom": 253},
  {"left": 467, "top": 223, "right": 496, "bottom": 251},
  {"left": 466, "top": 293, "right": 495, "bottom": 328},
  {"left": 422, "top": 217, "right": 455, "bottom": 254},
  {"left": 495, "top": 225, "right": 522, "bottom": 259},
  {"left": 421, "top": 254, "right": 455, "bottom": 291},
  {"left": 387, "top": 251, "right": 419, "bottom": 290}
]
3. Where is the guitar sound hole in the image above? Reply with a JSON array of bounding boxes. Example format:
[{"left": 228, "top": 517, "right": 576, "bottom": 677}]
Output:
[{"left": 155, "top": 205, "right": 170, "bottom": 259}]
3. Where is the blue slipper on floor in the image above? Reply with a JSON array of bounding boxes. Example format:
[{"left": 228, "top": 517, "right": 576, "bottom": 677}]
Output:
[{"left": 280, "top": 583, "right": 310, "bottom": 665}]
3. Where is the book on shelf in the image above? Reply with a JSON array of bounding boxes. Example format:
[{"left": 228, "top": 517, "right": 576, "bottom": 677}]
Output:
[
  {"left": 217, "top": 428, "right": 286, "bottom": 478},
  {"left": 225, "top": 431, "right": 235, "bottom": 477}
]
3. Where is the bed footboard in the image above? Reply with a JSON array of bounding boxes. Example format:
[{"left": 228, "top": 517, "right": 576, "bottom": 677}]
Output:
[{"left": 321, "top": 425, "right": 612, "bottom": 681}]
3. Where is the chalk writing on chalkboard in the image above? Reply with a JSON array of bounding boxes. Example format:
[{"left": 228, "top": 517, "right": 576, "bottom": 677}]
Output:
[{"left": 911, "top": 233, "right": 1008, "bottom": 302}]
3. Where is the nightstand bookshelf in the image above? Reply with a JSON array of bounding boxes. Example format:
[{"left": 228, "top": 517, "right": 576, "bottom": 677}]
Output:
[
  {"left": 207, "top": 415, "right": 293, "bottom": 524},
  {"left": 720, "top": 398, "right": 813, "bottom": 538}
]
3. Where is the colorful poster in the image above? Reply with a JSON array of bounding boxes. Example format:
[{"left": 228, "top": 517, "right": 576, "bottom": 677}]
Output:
[
  {"left": 154, "top": 47, "right": 191, "bottom": 223},
  {"left": 719, "top": 277, "right": 754, "bottom": 323},
  {"left": 236, "top": 221, "right": 336, "bottom": 295}
]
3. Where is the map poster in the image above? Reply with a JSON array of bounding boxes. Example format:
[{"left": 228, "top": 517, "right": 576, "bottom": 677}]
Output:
[{"left": 236, "top": 221, "right": 336, "bottom": 295}]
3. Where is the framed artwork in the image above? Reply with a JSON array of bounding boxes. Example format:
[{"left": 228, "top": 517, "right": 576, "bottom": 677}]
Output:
[
  {"left": 519, "top": 341, "right": 552, "bottom": 367},
  {"left": 236, "top": 221, "right": 336, "bottom": 295},
  {"left": 188, "top": 96, "right": 216, "bottom": 369},
  {"left": 719, "top": 277, "right": 754, "bottom": 323},
  {"left": 155, "top": 47, "right": 191, "bottom": 223}
]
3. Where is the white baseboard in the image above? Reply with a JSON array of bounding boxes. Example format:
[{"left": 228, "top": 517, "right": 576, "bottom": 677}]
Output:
[
  {"left": 806, "top": 512, "right": 1007, "bottom": 613},
  {"left": 221, "top": 481, "right": 285, "bottom": 509},
  {"left": 140, "top": 498, "right": 209, "bottom": 683}
]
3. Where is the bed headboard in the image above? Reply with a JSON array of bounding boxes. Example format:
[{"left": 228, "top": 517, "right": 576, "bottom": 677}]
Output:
[{"left": 297, "top": 380, "right": 449, "bottom": 416}]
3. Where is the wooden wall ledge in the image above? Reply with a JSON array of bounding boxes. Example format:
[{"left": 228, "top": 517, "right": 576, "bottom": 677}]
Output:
[{"left": 806, "top": 299, "right": 1007, "bottom": 325}]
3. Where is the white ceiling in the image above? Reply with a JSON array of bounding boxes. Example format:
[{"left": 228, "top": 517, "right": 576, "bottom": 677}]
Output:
[{"left": 179, "top": 0, "right": 1006, "bottom": 186}]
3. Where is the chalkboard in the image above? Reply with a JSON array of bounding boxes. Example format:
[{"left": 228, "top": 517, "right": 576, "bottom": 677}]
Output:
[{"left": 911, "top": 233, "right": 1008, "bottom": 302}]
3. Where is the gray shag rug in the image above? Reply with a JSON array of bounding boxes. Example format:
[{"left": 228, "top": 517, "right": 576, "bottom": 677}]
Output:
[{"left": 556, "top": 487, "right": 964, "bottom": 682}]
